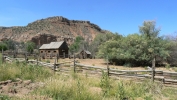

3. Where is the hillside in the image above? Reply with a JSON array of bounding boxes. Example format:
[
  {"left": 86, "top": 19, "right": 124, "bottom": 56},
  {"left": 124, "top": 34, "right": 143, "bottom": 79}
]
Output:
[{"left": 0, "top": 16, "right": 107, "bottom": 45}]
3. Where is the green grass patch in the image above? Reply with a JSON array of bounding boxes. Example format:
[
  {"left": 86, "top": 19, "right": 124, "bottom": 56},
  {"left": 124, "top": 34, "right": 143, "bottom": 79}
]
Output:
[
  {"left": 0, "top": 55, "right": 53, "bottom": 82},
  {"left": 0, "top": 94, "right": 11, "bottom": 100}
]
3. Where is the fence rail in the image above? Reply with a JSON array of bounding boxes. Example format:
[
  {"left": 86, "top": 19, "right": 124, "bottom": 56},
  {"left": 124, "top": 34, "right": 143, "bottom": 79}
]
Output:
[{"left": 75, "top": 63, "right": 177, "bottom": 85}]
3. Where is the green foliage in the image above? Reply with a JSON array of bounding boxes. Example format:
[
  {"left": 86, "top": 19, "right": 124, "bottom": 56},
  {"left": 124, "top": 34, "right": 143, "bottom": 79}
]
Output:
[
  {"left": 0, "top": 42, "right": 8, "bottom": 51},
  {"left": 139, "top": 21, "right": 171, "bottom": 66},
  {"left": 166, "top": 37, "right": 177, "bottom": 66},
  {"left": 116, "top": 81, "right": 127, "bottom": 100},
  {"left": 139, "top": 21, "right": 159, "bottom": 39},
  {"left": 165, "top": 64, "right": 170, "bottom": 69},
  {"left": 0, "top": 94, "right": 11, "bottom": 100},
  {"left": 100, "top": 71, "right": 111, "bottom": 97},
  {"left": 25, "top": 41, "right": 35, "bottom": 53},
  {"left": 89, "top": 32, "right": 122, "bottom": 57},
  {"left": 97, "top": 21, "right": 171, "bottom": 66},
  {"left": 69, "top": 36, "right": 84, "bottom": 53},
  {"left": 3, "top": 39, "right": 17, "bottom": 50},
  {"left": 75, "top": 36, "right": 84, "bottom": 43}
]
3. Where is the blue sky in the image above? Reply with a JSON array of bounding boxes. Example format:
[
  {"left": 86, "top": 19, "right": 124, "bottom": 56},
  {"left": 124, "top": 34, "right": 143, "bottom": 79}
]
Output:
[{"left": 0, "top": 0, "right": 177, "bottom": 36}]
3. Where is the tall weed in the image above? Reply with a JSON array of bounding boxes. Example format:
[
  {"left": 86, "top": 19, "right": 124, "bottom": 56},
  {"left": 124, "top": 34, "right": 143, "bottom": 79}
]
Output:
[{"left": 100, "top": 70, "right": 111, "bottom": 97}]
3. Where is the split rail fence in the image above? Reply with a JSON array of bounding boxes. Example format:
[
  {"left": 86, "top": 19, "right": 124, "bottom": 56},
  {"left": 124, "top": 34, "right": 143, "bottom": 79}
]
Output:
[{"left": 2, "top": 55, "right": 177, "bottom": 85}]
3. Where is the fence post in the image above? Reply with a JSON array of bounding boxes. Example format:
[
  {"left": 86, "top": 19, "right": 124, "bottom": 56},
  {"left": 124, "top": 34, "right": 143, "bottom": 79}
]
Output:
[
  {"left": 63, "top": 52, "right": 65, "bottom": 59},
  {"left": 25, "top": 52, "right": 28, "bottom": 63},
  {"left": 53, "top": 57, "right": 57, "bottom": 73},
  {"left": 58, "top": 54, "right": 60, "bottom": 60},
  {"left": 57, "top": 54, "right": 59, "bottom": 63},
  {"left": 13, "top": 50, "right": 16, "bottom": 58},
  {"left": 152, "top": 57, "right": 155, "bottom": 82},
  {"left": 36, "top": 54, "right": 38, "bottom": 66},
  {"left": 39, "top": 55, "right": 41, "bottom": 61},
  {"left": 107, "top": 56, "right": 110, "bottom": 77},
  {"left": 1, "top": 49, "right": 4, "bottom": 64},
  {"left": 74, "top": 54, "right": 76, "bottom": 73}
]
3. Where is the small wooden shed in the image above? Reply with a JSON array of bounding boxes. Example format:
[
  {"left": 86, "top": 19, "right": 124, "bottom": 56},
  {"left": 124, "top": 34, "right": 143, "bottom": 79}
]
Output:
[
  {"left": 39, "top": 41, "right": 69, "bottom": 59},
  {"left": 80, "top": 50, "right": 92, "bottom": 59}
]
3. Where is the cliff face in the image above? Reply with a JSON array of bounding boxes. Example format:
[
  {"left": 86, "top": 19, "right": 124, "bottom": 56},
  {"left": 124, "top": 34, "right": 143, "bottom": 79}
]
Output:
[{"left": 0, "top": 16, "right": 106, "bottom": 45}]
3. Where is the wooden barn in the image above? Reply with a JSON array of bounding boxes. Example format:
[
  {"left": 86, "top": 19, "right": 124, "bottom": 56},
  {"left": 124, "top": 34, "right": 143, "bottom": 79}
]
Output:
[
  {"left": 39, "top": 41, "right": 69, "bottom": 59},
  {"left": 80, "top": 50, "right": 92, "bottom": 59}
]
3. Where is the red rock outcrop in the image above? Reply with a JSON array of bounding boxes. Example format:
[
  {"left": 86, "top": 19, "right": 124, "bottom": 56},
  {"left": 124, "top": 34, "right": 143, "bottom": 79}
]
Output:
[{"left": 0, "top": 16, "right": 107, "bottom": 45}]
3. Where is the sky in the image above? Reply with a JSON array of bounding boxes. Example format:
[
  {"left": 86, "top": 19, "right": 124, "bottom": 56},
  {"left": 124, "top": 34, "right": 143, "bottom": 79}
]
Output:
[{"left": 0, "top": 0, "right": 177, "bottom": 36}]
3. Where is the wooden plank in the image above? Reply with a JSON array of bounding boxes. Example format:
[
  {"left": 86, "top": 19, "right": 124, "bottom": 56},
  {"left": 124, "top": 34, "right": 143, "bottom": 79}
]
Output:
[
  {"left": 109, "top": 68, "right": 152, "bottom": 73},
  {"left": 76, "top": 63, "right": 107, "bottom": 70},
  {"left": 163, "top": 72, "right": 177, "bottom": 77},
  {"left": 165, "top": 79, "right": 177, "bottom": 83},
  {"left": 163, "top": 71, "right": 177, "bottom": 74},
  {"left": 109, "top": 72, "right": 128, "bottom": 75}
]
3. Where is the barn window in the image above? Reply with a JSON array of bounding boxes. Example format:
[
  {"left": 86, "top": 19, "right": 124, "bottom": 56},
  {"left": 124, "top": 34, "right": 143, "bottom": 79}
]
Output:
[
  {"left": 41, "top": 51, "right": 43, "bottom": 53},
  {"left": 48, "top": 51, "right": 50, "bottom": 53},
  {"left": 54, "top": 51, "right": 56, "bottom": 53}
]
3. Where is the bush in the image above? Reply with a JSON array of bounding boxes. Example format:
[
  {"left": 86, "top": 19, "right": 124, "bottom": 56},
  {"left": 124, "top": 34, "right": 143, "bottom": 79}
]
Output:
[{"left": 0, "top": 42, "right": 8, "bottom": 51}]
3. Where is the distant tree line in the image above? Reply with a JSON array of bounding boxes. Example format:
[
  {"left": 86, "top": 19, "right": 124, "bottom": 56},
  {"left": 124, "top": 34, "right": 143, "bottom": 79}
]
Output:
[{"left": 0, "top": 40, "right": 35, "bottom": 54}]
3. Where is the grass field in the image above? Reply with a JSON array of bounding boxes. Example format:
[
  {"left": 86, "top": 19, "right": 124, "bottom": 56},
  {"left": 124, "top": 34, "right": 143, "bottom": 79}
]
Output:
[{"left": 1, "top": 54, "right": 177, "bottom": 100}]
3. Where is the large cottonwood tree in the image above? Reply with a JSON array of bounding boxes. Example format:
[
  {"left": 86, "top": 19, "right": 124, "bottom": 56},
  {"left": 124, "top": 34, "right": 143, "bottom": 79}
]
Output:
[{"left": 97, "top": 21, "right": 171, "bottom": 67}]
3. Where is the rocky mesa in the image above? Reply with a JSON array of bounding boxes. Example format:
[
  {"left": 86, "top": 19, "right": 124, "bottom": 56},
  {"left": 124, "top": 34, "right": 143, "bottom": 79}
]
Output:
[{"left": 0, "top": 16, "right": 107, "bottom": 45}]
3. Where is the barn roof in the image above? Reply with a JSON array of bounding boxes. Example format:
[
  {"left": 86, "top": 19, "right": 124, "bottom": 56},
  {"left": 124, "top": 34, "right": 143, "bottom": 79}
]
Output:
[
  {"left": 80, "top": 50, "right": 91, "bottom": 54},
  {"left": 39, "top": 41, "right": 64, "bottom": 49},
  {"left": 85, "top": 50, "right": 91, "bottom": 54}
]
